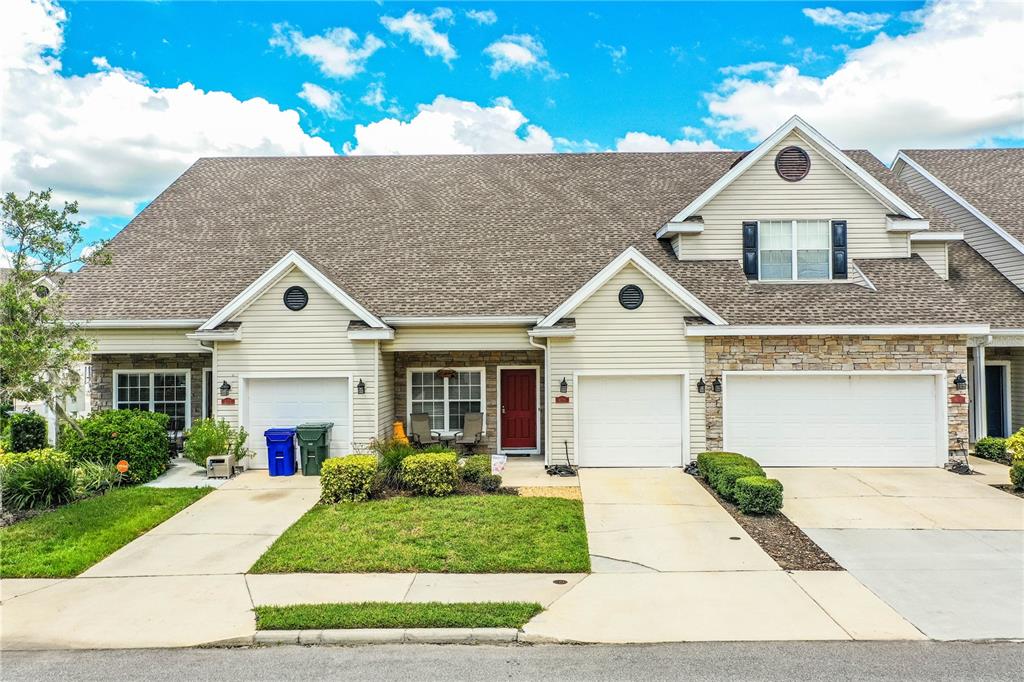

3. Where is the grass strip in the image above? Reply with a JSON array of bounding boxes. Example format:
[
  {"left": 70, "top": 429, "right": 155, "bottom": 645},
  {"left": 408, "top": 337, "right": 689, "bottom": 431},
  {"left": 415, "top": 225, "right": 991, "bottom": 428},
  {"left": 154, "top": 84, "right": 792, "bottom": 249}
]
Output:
[{"left": 254, "top": 601, "right": 544, "bottom": 630}]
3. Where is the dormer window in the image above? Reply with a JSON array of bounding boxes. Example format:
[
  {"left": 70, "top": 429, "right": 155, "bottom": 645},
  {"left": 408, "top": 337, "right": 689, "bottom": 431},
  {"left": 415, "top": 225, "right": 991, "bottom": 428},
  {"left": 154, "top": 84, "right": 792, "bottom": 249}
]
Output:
[{"left": 758, "top": 220, "right": 831, "bottom": 281}]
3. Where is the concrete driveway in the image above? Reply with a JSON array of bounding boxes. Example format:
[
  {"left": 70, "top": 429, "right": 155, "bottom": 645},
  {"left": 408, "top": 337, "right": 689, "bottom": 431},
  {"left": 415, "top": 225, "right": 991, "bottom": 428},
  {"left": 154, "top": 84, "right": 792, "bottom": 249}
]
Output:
[{"left": 767, "top": 460, "right": 1024, "bottom": 640}]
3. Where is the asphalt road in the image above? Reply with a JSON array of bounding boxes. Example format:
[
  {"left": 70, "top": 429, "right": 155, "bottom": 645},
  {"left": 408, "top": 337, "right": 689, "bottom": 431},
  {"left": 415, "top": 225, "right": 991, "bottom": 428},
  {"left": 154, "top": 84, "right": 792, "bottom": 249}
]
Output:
[{"left": 3, "top": 642, "right": 1022, "bottom": 681}]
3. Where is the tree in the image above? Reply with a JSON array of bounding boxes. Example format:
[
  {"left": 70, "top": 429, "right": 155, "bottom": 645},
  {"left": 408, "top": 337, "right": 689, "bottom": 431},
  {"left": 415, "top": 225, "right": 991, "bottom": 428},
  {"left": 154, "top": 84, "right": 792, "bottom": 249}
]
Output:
[{"left": 1, "top": 189, "right": 109, "bottom": 434}]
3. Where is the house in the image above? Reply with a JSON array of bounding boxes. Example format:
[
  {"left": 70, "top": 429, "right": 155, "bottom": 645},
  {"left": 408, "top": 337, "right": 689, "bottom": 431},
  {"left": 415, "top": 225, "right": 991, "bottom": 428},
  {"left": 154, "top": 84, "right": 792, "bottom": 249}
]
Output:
[
  {"left": 893, "top": 150, "right": 1024, "bottom": 440},
  {"left": 61, "top": 117, "right": 1023, "bottom": 469}
]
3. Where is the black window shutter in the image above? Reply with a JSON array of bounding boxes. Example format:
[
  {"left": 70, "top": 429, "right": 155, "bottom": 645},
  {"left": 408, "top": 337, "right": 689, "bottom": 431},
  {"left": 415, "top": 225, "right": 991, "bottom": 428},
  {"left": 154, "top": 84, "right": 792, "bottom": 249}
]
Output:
[
  {"left": 831, "top": 220, "right": 848, "bottom": 279},
  {"left": 742, "top": 221, "right": 758, "bottom": 280}
]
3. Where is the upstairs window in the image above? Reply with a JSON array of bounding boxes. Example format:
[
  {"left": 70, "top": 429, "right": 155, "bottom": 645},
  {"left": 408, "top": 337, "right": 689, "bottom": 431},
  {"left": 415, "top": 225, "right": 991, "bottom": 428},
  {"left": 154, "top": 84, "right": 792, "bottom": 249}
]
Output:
[{"left": 758, "top": 219, "right": 831, "bottom": 281}]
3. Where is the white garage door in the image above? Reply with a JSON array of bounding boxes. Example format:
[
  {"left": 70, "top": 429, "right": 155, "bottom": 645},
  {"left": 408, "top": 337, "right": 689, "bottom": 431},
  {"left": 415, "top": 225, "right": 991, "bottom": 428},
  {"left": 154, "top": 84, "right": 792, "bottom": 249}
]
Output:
[
  {"left": 577, "top": 375, "right": 685, "bottom": 467},
  {"left": 245, "top": 377, "right": 350, "bottom": 469},
  {"left": 724, "top": 373, "right": 942, "bottom": 467}
]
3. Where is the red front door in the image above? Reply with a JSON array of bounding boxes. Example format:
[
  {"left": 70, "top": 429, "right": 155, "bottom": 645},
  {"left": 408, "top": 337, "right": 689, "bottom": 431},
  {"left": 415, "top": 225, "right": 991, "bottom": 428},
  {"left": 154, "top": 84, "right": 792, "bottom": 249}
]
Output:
[{"left": 500, "top": 369, "right": 537, "bottom": 450}]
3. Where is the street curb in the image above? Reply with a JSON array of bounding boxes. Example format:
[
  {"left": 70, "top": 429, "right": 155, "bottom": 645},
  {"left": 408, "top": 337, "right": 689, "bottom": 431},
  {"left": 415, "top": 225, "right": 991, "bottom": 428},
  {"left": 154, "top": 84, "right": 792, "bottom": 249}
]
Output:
[{"left": 213, "top": 628, "right": 520, "bottom": 646}]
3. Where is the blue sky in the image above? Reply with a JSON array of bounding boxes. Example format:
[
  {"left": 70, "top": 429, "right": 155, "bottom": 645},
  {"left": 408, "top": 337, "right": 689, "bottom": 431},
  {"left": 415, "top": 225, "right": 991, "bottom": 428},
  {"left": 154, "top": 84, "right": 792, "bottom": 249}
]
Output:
[{"left": 2, "top": 0, "right": 1022, "bottom": 254}]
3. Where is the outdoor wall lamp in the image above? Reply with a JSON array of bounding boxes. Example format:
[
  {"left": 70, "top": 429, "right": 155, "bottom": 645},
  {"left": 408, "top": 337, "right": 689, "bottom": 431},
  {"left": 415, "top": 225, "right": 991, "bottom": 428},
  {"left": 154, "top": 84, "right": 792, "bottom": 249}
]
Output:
[
  {"left": 697, "top": 377, "right": 706, "bottom": 394},
  {"left": 953, "top": 374, "right": 967, "bottom": 391},
  {"left": 712, "top": 378, "right": 722, "bottom": 393},
  {"left": 219, "top": 380, "right": 231, "bottom": 396},
  {"left": 357, "top": 378, "right": 366, "bottom": 394},
  {"left": 560, "top": 377, "right": 568, "bottom": 394}
]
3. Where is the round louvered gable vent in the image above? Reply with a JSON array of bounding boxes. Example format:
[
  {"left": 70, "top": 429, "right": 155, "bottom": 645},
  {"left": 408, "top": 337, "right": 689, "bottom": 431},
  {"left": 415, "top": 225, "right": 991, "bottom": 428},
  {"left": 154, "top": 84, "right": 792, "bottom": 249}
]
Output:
[
  {"left": 283, "top": 286, "right": 309, "bottom": 311},
  {"left": 774, "top": 146, "right": 811, "bottom": 182},
  {"left": 618, "top": 284, "right": 644, "bottom": 310}
]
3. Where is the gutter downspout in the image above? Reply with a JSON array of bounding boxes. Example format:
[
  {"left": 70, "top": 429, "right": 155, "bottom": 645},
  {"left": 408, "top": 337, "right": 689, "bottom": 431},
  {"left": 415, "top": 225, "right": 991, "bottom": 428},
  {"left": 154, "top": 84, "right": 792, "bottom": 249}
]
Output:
[{"left": 528, "top": 335, "right": 550, "bottom": 465}]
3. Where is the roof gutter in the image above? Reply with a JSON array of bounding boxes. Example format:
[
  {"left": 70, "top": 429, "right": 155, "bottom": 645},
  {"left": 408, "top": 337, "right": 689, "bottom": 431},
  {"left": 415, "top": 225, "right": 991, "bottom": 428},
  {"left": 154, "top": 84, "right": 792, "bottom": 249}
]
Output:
[
  {"left": 71, "top": 319, "right": 206, "bottom": 329},
  {"left": 686, "top": 324, "right": 991, "bottom": 337},
  {"left": 382, "top": 316, "right": 542, "bottom": 327}
]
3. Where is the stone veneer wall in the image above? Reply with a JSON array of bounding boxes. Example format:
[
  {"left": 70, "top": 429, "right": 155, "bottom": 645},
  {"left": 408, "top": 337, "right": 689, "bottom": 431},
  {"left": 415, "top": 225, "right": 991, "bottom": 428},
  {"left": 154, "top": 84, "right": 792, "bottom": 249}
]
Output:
[
  {"left": 89, "top": 353, "right": 212, "bottom": 426},
  {"left": 703, "top": 335, "right": 969, "bottom": 457},
  {"left": 392, "top": 350, "right": 545, "bottom": 454}
]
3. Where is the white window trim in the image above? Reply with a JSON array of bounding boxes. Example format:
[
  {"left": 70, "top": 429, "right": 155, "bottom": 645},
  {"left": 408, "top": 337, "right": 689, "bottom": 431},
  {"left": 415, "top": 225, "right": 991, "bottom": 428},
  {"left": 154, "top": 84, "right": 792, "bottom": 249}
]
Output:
[
  {"left": 971, "top": 359, "right": 1012, "bottom": 438},
  {"left": 496, "top": 365, "right": 541, "bottom": 455},
  {"left": 112, "top": 369, "right": 192, "bottom": 431},
  {"left": 406, "top": 367, "right": 487, "bottom": 437},
  {"left": 757, "top": 219, "right": 832, "bottom": 282}
]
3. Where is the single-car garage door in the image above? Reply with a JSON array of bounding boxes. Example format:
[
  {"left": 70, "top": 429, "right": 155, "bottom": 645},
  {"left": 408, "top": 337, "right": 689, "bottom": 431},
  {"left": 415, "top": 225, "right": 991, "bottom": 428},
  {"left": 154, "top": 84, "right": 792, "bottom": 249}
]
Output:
[
  {"left": 245, "top": 377, "right": 350, "bottom": 469},
  {"left": 724, "top": 373, "right": 942, "bottom": 467},
  {"left": 577, "top": 375, "right": 685, "bottom": 467}
]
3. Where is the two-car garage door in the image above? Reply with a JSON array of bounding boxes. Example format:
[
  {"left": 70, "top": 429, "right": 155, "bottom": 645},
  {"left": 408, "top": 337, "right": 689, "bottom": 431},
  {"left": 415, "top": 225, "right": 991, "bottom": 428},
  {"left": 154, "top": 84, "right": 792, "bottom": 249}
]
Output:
[
  {"left": 724, "top": 373, "right": 943, "bottom": 467},
  {"left": 245, "top": 378, "right": 350, "bottom": 469}
]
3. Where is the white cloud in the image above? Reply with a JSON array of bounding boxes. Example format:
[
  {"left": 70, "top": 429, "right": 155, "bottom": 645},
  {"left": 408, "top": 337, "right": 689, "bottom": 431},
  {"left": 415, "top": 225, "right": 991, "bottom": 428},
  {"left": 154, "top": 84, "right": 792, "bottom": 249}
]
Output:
[
  {"left": 719, "top": 61, "right": 778, "bottom": 76},
  {"left": 465, "top": 9, "right": 497, "bottom": 25},
  {"left": 615, "top": 132, "right": 724, "bottom": 153},
  {"left": 595, "top": 41, "right": 627, "bottom": 73},
  {"left": 709, "top": 0, "right": 1024, "bottom": 158},
  {"left": 1, "top": 0, "right": 334, "bottom": 220},
  {"left": 380, "top": 9, "right": 457, "bottom": 64},
  {"left": 483, "top": 34, "right": 561, "bottom": 78},
  {"left": 360, "top": 80, "right": 402, "bottom": 116},
  {"left": 270, "top": 23, "right": 384, "bottom": 79},
  {"left": 802, "top": 7, "right": 891, "bottom": 33},
  {"left": 343, "top": 95, "right": 554, "bottom": 155},
  {"left": 297, "top": 82, "right": 344, "bottom": 118}
]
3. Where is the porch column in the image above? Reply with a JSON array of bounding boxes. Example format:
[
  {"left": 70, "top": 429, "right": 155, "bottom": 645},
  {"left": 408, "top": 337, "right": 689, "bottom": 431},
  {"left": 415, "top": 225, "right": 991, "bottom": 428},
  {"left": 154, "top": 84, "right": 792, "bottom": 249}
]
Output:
[{"left": 975, "top": 343, "right": 987, "bottom": 440}]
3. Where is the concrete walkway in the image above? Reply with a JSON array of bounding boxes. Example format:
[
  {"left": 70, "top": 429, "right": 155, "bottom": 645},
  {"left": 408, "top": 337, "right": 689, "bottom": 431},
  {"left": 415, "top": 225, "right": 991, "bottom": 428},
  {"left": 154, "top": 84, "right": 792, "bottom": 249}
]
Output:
[
  {"left": 144, "top": 458, "right": 227, "bottom": 489},
  {"left": 522, "top": 468, "right": 922, "bottom": 643}
]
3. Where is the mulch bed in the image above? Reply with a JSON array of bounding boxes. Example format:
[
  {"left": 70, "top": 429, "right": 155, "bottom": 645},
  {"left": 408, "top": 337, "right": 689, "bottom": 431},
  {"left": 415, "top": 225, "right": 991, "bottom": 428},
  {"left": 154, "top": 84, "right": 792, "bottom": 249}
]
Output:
[
  {"left": 695, "top": 475, "right": 842, "bottom": 571},
  {"left": 991, "top": 484, "right": 1024, "bottom": 500},
  {"left": 372, "top": 480, "right": 518, "bottom": 500}
]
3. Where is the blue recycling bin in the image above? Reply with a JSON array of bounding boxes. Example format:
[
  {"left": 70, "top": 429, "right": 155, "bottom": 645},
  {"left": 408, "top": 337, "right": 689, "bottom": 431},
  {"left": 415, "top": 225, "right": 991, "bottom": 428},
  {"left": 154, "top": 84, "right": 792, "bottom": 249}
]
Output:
[{"left": 264, "top": 428, "right": 297, "bottom": 477}]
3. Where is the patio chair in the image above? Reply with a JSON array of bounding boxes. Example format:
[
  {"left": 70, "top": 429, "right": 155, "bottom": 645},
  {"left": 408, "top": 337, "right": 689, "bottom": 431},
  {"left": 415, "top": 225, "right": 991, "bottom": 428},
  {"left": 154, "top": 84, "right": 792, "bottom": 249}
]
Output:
[
  {"left": 409, "top": 413, "right": 441, "bottom": 448},
  {"left": 454, "top": 412, "right": 484, "bottom": 454}
]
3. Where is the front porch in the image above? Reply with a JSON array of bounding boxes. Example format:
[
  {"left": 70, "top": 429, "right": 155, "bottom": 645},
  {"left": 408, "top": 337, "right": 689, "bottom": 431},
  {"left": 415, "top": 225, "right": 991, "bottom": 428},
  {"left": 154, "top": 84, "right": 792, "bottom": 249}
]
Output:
[{"left": 968, "top": 338, "right": 1024, "bottom": 441}]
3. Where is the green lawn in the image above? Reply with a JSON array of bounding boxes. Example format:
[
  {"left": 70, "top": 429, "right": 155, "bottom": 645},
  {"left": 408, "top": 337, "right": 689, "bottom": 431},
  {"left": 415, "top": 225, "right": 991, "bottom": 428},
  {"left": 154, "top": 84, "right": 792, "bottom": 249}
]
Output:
[
  {"left": 254, "top": 601, "right": 544, "bottom": 630},
  {"left": 0, "top": 486, "right": 211, "bottom": 578},
  {"left": 250, "top": 495, "right": 590, "bottom": 574}
]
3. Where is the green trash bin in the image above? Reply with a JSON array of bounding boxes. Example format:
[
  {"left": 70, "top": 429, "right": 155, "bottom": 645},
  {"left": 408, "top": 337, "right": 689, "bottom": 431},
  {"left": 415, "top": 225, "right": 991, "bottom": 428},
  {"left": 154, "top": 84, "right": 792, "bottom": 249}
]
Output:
[{"left": 296, "top": 422, "right": 333, "bottom": 476}]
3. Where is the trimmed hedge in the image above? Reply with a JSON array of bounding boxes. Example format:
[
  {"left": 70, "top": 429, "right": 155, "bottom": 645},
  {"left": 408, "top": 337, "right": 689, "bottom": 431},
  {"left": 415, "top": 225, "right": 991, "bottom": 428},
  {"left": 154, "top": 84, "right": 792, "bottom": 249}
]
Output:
[
  {"left": 733, "top": 476, "right": 784, "bottom": 515},
  {"left": 1006, "top": 428, "right": 1024, "bottom": 462},
  {"left": 975, "top": 437, "right": 1009, "bottom": 464},
  {"left": 9, "top": 412, "right": 47, "bottom": 452},
  {"left": 479, "top": 473, "right": 502, "bottom": 492},
  {"left": 61, "top": 410, "right": 171, "bottom": 484},
  {"left": 400, "top": 452, "right": 459, "bottom": 497},
  {"left": 320, "top": 455, "right": 378, "bottom": 503},
  {"left": 460, "top": 454, "right": 491, "bottom": 483},
  {"left": 1011, "top": 461, "right": 1024, "bottom": 490}
]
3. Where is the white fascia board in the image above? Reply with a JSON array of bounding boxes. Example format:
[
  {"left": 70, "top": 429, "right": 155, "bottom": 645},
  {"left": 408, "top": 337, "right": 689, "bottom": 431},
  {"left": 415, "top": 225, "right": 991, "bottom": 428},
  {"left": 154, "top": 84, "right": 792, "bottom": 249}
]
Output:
[
  {"left": 382, "top": 316, "right": 541, "bottom": 327},
  {"left": 528, "top": 327, "right": 576, "bottom": 338},
  {"left": 657, "top": 116, "right": 924, "bottom": 238},
  {"left": 536, "top": 246, "right": 728, "bottom": 327},
  {"left": 348, "top": 328, "right": 395, "bottom": 340},
  {"left": 199, "top": 251, "right": 386, "bottom": 331},
  {"left": 894, "top": 152, "right": 1024, "bottom": 257},
  {"left": 885, "top": 216, "right": 931, "bottom": 232},
  {"left": 686, "top": 324, "right": 990, "bottom": 337},
  {"left": 72, "top": 319, "right": 206, "bottom": 329},
  {"left": 186, "top": 329, "right": 242, "bottom": 342},
  {"left": 910, "top": 231, "right": 964, "bottom": 243},
  {"left": 661, "top": 222, "right": 704, "bottom": 235}
]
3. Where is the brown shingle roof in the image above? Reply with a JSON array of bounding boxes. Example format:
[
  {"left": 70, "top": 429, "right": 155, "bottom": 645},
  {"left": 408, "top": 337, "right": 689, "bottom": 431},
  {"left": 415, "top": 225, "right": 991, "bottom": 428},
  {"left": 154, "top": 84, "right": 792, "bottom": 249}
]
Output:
[
  {"left": 947, "top": 241, "right": 1024, "bottom": 330},
  {"left": 63, "top": 152, "right": 980, "bottom": 326},
  {"left": 844, "top": 150, "right": 958, "bottom": 232},
  {"left": 901, "top": 149, "right": 1024, "bottom": 243}
]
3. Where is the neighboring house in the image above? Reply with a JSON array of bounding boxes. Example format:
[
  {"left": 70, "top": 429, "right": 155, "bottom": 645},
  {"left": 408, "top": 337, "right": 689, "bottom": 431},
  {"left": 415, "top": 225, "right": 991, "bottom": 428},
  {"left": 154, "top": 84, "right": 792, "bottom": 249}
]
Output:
[
  {"left": 61, "top": 117, "right": 1023, "bottom": 470},
  {"left": 893, "top": 150, "right": 1024, "bottom": 440}
]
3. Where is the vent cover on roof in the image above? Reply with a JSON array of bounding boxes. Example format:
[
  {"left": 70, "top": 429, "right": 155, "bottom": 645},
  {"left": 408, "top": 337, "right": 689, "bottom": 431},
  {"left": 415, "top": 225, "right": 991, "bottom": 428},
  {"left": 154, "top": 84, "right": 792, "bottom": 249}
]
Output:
[
  {"left": 618, "top": 284, "right": 644, "bottom": 310},
  {"left": 283, "top": 286, "right": 309, "bottom": 311},
  {"left": 774, "top": 146, "right": 811, "bottom": 182}
]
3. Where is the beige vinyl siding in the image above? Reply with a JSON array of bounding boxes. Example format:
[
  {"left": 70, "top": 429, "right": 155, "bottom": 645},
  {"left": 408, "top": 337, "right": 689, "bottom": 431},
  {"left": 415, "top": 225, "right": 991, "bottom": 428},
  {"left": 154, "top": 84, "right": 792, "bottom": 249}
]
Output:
[
  {"left": 898, "top": 163, "right": 1024, "bottom": 290},
  {"left": 1012, "top": 349, "right": 1024, "bottom": 432},
  {"left": 214, "top": 268, "right": 378, "bottom": 450},
  {"left": 88, "top": 328, "right": 207, "bottom": 354},
  {"left": 911, "top": 241, "right": 950, "bottom": 280},
  {"left": 383, "top": 326, "right": 534, "bottom": 352},
  {"left": 548, "top": 264, "right": 705, "bottom": 465},
  {"left": 378, "top": 350, "right": 396, "bottom": 438},
  {"left": 679, "top": 132, "right": 907, "bottom": 261}
]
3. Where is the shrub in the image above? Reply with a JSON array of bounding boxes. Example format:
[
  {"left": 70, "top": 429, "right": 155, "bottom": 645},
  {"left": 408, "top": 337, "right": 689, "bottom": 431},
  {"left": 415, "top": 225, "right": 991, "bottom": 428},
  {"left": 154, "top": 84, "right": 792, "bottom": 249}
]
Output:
[
  {"left": 321, "top": 455, "right": 378, "bottom": 503},
  {"left": 1005, "top": 428, "right": 1024, "bottom": 463},
  {"left": 697, "top": 451, "right": 768, "bottom": 502},
  {"left": 733, "top": 476, "right": 784, "bottom": 515},
  {"left": 1011, "top": 461, "right": 1024, "bottom": 491},
  {"left": 479, "top": 473, "right": 502, "bottom": 492},
  {"left": 370, "top": 437, "right": 417, "bottom": 485},
  {"left": 696, "top": 452, "right": 757, "bottom": 480},
  {"left": 182, "top": 419, "right": 250, "bottom": 467},
  {"left": 420, "top": 443, "right": 453, "bottom": 454},
  {"left": 61, "top": 410, "right": 171, "bottom": 484},
  {"left": 8, "top": 412, "right": 47, "bottom": 452},
  {"left": 975, "top": 437, "right": 1008, "bottom": 464},
  {"left": 400, "top": 452, "right": 459, "bottom": 497},
  {"left": 460, "top": 454, "right": 491, "bottom": 483},
  {"left": 73, "top": 460, "right": 122, "bottom": 498},
  {"left": 1, "top": 455, "right": 77, "bottom": 510},
  {"left": 0, "top": 447, "right": 68, "bottom": 469}
]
